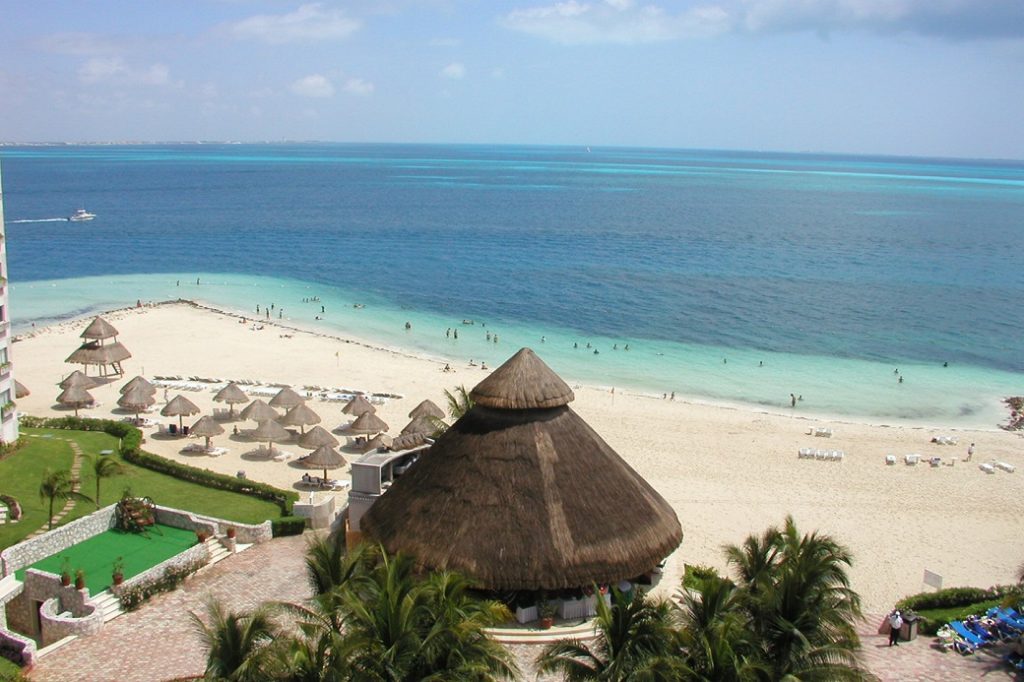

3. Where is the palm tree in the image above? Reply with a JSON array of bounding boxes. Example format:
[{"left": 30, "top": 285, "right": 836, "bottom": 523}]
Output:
[
  {"left": 444, "top": 385, "right": 474, "bottom": 420},
  {"left": 304, "top": 531, "right": 370, "bottom": 597},
  {"left": 537, "top": 586, "right": 681, "bottom": 681},
  {"left": 674, "top": 574, "right": 765, "bottom": 681},
  {"left": 190, "top": 598, "right": 279, "bottom": 682},
  {"left": 335, "top": 549, "right": 517, "bottom": 681},
  {"left": 725, "top": 516, "right": 868, "bottom": 681},
  {"left": 38, "top": 468, "right": 91, "bottom": 530},
  {"left": 90, "top": 455, "right": 127, "bottom": 509}
]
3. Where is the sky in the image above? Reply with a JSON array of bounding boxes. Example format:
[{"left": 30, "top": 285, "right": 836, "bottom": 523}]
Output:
[{"left": 1, "top": 0, "right": 1023, "bottom": 159}]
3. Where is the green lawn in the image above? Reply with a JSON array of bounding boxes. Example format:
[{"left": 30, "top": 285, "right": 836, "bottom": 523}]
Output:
[
  {"left": 14, "top": 524, "right": 197, "bottom": 594},
  {"left": 0, "top": 428, "right": 282, "bottom": 551}
]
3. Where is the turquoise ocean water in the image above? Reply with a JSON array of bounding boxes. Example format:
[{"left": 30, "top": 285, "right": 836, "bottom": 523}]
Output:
[{"left": 2, "top": 144, "right": 1021, "bottom": 427}]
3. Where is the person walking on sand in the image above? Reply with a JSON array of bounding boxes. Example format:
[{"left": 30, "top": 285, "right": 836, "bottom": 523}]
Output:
[
  {"left": 967, "top": 442, "right": 975, "bottom": 461},
  {"left": 888, "top": 610, "right": 904, "bottom": 646}
]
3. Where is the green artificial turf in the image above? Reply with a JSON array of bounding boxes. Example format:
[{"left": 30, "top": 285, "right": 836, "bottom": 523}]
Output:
[
  {"left": 15, "top": 524, "right": 198, "bottom": 594},
  {"left": 0, "top": 428, "right": 281, "bottom": 552}
]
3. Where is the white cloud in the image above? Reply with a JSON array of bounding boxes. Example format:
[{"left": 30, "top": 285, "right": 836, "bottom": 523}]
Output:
[
  {"left": 501, "top": 0, "right": 732, "bottom": 45},
  {"left": 441, "top": 62, "right": 466, "bottom": 79},
  {"left": 77, "top": 57, "right": 177, "bottom": 87},
  {"left": 344, "top": 78, "right": 375, "bottom": 96},
  {"left": 291, "top": 74, "right": 335, "bottom": 97},
  {"left": 229, "top": 3, "right": 361, "bottom": 45},
  {"left": 78, "top": 57, "right": 128, "bottom": 84}
]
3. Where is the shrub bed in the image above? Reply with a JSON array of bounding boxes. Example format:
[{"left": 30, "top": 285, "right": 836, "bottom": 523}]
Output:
[
  {"left": 271, "top": 515, "right": 307, "bottom": 537},
  {"left": 118, "top": 553, "right": 209, "bottom": 611},
  {"left": 897, "top": 585, "right": 1022, "bottom": 635},
  {"left": 0, "top": 495, "right": 20, "bottom": 521}
]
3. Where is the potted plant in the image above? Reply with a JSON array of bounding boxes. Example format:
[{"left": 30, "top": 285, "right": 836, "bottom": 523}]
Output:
[
  {"left": 112, "top": 556, "right": 125, "bottom": 586},
  {"left": 60, "top": 557, "right": 72, "bottom": 586},
  {"left": 196, "top": 530, "right": 209, "bottom": 543},
  {"left": 226, "top": 526, "right": 237, "bottom": 539},
  {"left": 538, "top": 599, "right": 557, "bottom": 630},
  {"left": 74, "top": 568, "right": 86, "bottom": 590}
]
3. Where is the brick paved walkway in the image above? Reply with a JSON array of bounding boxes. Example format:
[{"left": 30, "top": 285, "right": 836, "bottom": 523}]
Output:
[
  {"left": 857, "top": 613, "right": 1018, "bottom": 681},
  {"left": 26, "top": 542, "right": 1019, "bottom": 681},
  {"left": 28, "top": 534, "right": 312, "bottom": 682}
]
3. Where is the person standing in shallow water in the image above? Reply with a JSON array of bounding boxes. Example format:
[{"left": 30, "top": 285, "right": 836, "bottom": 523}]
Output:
[{"left": 790, "top": 393, "right": 797, "bottom": 407}]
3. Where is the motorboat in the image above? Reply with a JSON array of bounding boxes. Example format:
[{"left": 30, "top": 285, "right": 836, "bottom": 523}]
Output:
[{"left": 69, "top": 208, "right": 96, "bottom": 222}]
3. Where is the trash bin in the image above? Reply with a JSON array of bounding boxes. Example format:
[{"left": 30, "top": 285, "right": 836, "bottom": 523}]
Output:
[{"left": 900, "top": 613, "right": 920, "bottom": 641}]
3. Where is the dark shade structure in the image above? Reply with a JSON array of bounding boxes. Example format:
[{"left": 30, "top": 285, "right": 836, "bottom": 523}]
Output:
[
  {"left": 121, "top": 375, "right": 155, "bottom": 395},
  {"left": 240, "top": 399, "right": 278, "bottom": 423},
  {"left": 251, "top": 419, "right": 290, "bottom": 456},
  {"left": 65, "top": 316, "right": 131, "bottom": 376},
  {"left": 14, "top": 380, "right": 30, "bottom": 399},
  {"left": 269, "top": 387, "right": 305, "bottom": 410},
  {"left": 279, "top": 403, "right": 321, "bottom": 434},
  {"left": 342, "top": 395, "right": 375, "bottom": 416},
  {"left": 298, "top": 425, "right": 340, "bottom": 450},
  {"left": 59, "top": 370, "right": 98, "bottom": 390},
  {"left": 361, "top": 347, "right": 682, "bottom": 592},
  {"left": 161, "top": 394, "right": 201, "bottom": 433},
  {"left": 300, "top": 444, "right": 346, "bottom": 482},
  {"left": 190, "top": 415, "right": 225, "bottom": 450},
  {"left": 56, "top": 385, "right": 94, "bottom": 416},
  {"left": 213, "top": 383, "right": 249, "bottom": 418},
  {"left": 408, "top": 399, "right": 445, "bottom": 420},
  {"left": 400, "top": 415, "right": 439, "bottom": 437},
  {"left": 343, "top": 411, "right": 389, "bottom": 435}
]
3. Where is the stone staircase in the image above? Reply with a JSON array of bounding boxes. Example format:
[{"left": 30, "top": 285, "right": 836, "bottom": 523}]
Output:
[
  {"left": 206, "top": 537, "right": 232, "bottom": 564},
  {"left": 90, "top": 591, "right": 124, "bottom": 623}
]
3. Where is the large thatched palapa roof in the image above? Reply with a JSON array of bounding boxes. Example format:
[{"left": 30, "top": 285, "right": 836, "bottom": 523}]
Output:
[{"left": 361, "top": 348, "right": 682, "bottom": 592}]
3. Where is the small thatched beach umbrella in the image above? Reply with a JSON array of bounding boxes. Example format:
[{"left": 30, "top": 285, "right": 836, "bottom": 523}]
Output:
[
  {"left": 81, "top": 316, "right": 120, "bottom": 340},
  {"left": 269, "top": 387, "right": 305, "bottom": 410},
  {"left": 344, "top": 411, "right": 389, "bottom": 436},
  {"left": 251, "top": 419, "right": 290, "bottom": 456},
  {"left": 361, "top": 347, "right": 683, "bottom": 592},
  {"left": 240, "top": 399, "right": 278, "bottom": 423},
  {"left": 121, "top": 375, "right": 155, "bottom": 395},
  {"left": 56, "top": 385, "right": 94, "bottom": 416},
  {"left": 213, "top": 382, "right": 249, "bottom": 418},
  {"left": 409, "top": 399, "right": 445, "bottom": 420},
  {"left": 362, "top": 433, "right": 393, "bottom": 453},
  {"left": 117, "top": 385, "right": 155, "bottom": 420},
  {"left": 14, "top": 380, "right": 30, "bottom": 399},
  {"left": 298, "top": 425, "right": 339, "bottom": 450},
  {"left": 59, "top": 370, "right": 98, "bottom": 390},
  {"left": 301, "top": 444, "right": 346, "bottom": 484},
  {"left": 342, "top": 395, "right": 375, "bottom": 416},
  {"left": 279, "top": 403, "right": 321, "bottom": 434},
  {"left": 191, "top": 415, "right": 225, "bottom": 451},
  {"left": 162, "top": 394, "right": 201, "bottom": 433},
  {"left": 401, "top": 415, "right": 438, "bottom": 437}
]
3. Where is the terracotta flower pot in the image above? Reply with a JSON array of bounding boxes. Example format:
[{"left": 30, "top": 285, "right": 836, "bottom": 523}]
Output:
[
  {"left": 539, "top": 616, "right": 554, "bottom": 630},
  {"left": 60, "top": 574, "right": 71, "bottom": 587},
  {"left": 112, "top": 573, "right": 124, "bottom": 586},
  {"left": 75, "top": 577, "right": 85, "bottom": 590},
  {"left": 226, "top": 527, "right": 236, "bottom": 539}
]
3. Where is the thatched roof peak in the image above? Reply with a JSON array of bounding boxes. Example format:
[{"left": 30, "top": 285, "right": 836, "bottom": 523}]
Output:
[
  {"left": 470, "top": 348, "right": 574, "bottom": 410},
  {"left": 81, "top": 316, "right": 119, "bottom": 340}
]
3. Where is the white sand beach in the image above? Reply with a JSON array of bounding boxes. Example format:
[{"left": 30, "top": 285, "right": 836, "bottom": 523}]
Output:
[{"left": 11, "top": 301, "right": 1023, "bottom": 614}]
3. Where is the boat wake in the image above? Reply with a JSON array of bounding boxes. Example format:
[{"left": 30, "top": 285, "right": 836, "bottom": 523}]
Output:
[{"left": 7, "top": 218, "right": 72, "bottom": 224}]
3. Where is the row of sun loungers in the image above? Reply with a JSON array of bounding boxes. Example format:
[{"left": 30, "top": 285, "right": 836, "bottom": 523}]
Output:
[
  {"left": 181, "top": 443, "right": 228, "bottom": 456},
  {"left": 797, "top": 448, "right": 844, "bottom": 461},
  {"left": 810, "top": 427, "right": 833, "bottom": 438},
  {"left": 979, "top": 461, "right": 1016, "bottom": 474},
  {"left": 931, "top": 435, "right": 959, "bottom": 445},
  {"left": 939, "top": 608, "right": 1024, "bottom": 657}
]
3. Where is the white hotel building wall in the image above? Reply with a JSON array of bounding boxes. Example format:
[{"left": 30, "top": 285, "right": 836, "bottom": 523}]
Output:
[{"left": 0, "top": 163, "right": 19, "bottom": 443}]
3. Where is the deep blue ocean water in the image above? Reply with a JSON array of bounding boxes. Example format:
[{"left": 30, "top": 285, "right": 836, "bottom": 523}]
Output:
[{"left": 2, "top": 144, "right": 1022, "bottom": 425}]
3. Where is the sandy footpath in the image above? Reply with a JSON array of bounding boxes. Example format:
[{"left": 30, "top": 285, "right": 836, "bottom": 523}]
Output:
[{"left": 10, "top": 301, "right": 1023, "bottom": 614}]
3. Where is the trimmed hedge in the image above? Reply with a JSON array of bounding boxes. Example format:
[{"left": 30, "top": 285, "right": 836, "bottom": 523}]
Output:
[
  {"left": 21, "top": 417, "right": 297, "bottom": 514},
  {"left": 272, "top": 515, "right": 307, "bottom": 537},
  {"left": 896, "top": 585, "right": 1023, "bottom": 635}
]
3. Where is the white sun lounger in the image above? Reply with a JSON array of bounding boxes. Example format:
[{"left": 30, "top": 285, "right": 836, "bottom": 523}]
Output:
[
  {"left": 995, "top": 462, "right": 1015, "bottom": 473},
  {"left": 905, "top": 454, "right": 920, "bottom": 466},
  {"left": 979, "top": 463, "right": 995, "bottom": 474}
]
